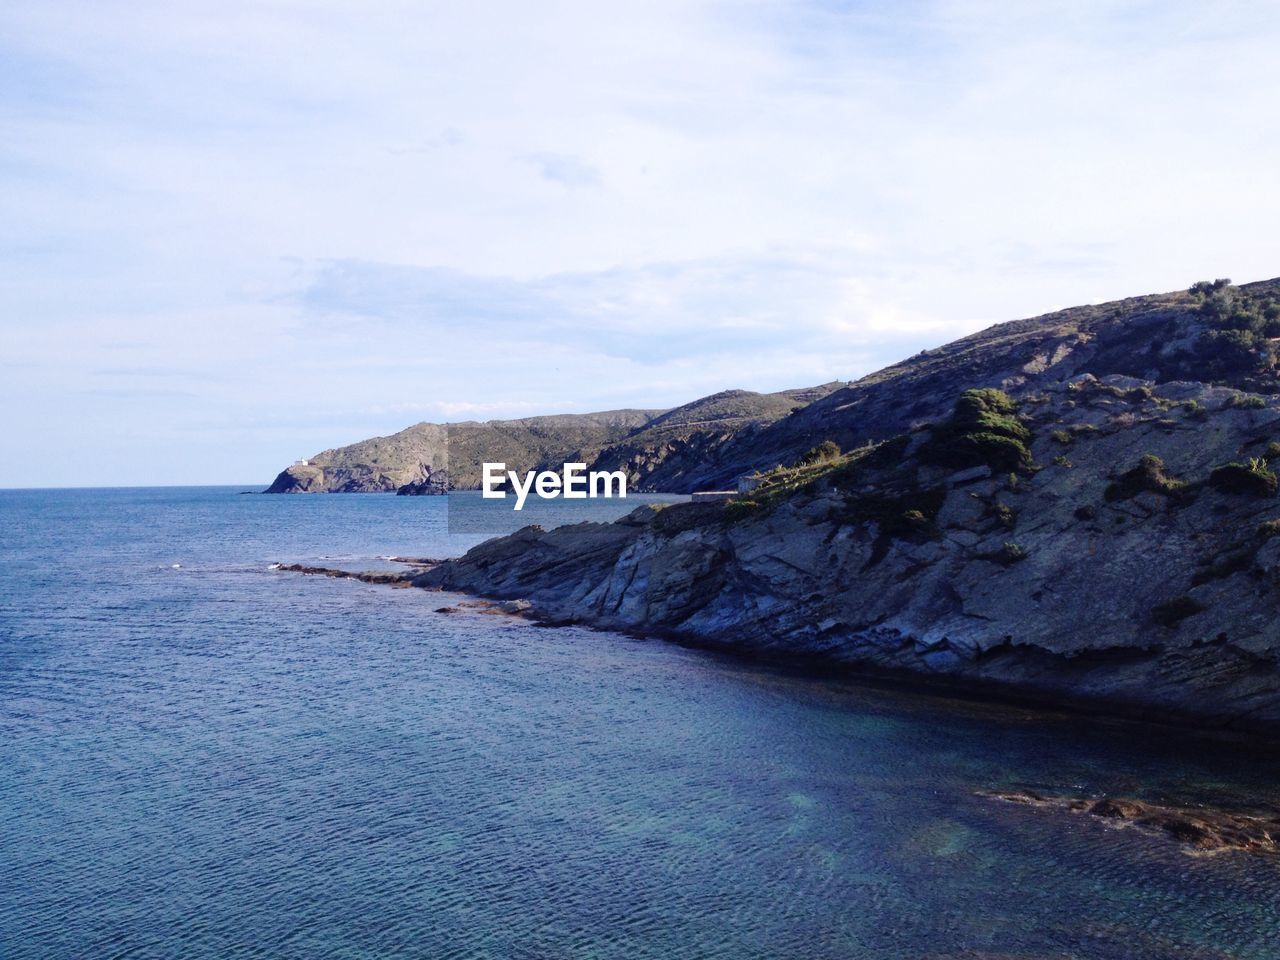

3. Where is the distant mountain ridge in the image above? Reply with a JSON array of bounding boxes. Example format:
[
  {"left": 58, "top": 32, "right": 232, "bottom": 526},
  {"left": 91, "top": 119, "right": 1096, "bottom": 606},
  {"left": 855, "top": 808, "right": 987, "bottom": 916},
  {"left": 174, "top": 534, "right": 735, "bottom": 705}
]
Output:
[
  {"left": 267, "top": 277, "right": 1280, "bottom": 495},
  {"left": 263, "top": 385, "right": 844, "bottom": 494},
  {"left": 264, "top": 410, "right": 661, "bottom": 494}
]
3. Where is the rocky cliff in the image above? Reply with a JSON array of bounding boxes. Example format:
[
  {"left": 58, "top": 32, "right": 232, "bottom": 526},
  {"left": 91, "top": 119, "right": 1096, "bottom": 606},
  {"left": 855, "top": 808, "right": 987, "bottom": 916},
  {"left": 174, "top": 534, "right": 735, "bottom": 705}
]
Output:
[
  {"left": 417, "top": 279, "right": 1280, "bottom": 733},
  {"left": 265, "top": 422, "right": 449, "bottom": 493}
]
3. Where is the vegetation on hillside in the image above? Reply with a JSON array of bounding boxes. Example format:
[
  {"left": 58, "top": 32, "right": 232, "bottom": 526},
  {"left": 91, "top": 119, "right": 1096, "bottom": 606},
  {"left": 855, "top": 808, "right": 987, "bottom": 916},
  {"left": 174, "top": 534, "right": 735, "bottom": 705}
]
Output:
[{"left": 920, "top": 388, "right": 1033, "bottom": 471}]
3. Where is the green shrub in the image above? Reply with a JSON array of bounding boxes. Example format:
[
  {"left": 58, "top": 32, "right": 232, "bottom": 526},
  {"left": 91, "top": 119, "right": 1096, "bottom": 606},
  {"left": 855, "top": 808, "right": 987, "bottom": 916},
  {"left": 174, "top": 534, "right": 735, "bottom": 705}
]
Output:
[
  {"left": 1105, "top": 454, "right": 1188, "bottom": 503},
  {"left": 797, "top": 440, "right": 841, "bottom": 466},
  {"left": 1053, "top": 455, "right": 1073, "bottom": 468},
  {"left": 1209, "top": 460, "right": 1279, "bottom": 497},
  {"left": 1227, "top": 394, "right": 1267, "bottom": 410},
  {"left": 1200, "top": 329, "right": 1277, "bottom": 376},
  {"left": 843, "top": 487, "right": 946, "bottom": 540},
  {"left": 922, "top": 389, "right": 1033, "bottom": 472},
  {"left": 1258, "top": 518, "right": 1280, "bottom": 540},
  {"left": 992, "top": 502, "right": 1017, "bottom": 529},
  {"left": 937, "top": 432, "right": 1032, "bottom": 471},
  {"left": 1266, "top": 442, "right": 1280, "bottom": 462},
  {"left": 1189, "top": 278, "right": 1232, "bottom": 297},
  {"left": 861, "top": 434, "right": 911, "bottom": 470},
  {"left": 1051, "top": 429, "right": 1073, "bottom": 445},
  {"left": 722, "top": 499, "right": 763, "bottom": 523},
  {"left": 842, "top": 486, "right": 947, "bottom": 567},
  {"left": 1152, "top": 596, "right": 1205, "bottom": 627},
  {"left": 960, "top": 387, "right": 1019, "bottom": 416}
]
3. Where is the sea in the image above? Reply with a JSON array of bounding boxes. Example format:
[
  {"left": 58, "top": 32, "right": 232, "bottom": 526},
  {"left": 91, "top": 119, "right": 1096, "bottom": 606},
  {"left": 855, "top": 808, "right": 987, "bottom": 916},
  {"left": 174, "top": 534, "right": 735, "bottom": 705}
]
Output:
[{"left": 1, "top": 486, "right": 1278, "bottom": 959}]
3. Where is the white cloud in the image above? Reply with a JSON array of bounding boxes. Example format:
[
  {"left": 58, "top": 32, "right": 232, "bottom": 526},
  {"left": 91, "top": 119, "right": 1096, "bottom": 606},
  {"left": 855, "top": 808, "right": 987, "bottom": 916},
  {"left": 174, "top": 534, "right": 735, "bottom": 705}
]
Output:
[{"left": 1, "top": 0, "right": 1278, "bottom": 484}]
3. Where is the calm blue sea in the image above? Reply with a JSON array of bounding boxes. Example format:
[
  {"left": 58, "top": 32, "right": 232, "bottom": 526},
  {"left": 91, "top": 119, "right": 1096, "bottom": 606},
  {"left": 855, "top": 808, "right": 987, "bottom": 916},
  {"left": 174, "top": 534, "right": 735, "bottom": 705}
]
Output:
[{"left": 1, "top": 486, "right": 1278, "bottom": 959}]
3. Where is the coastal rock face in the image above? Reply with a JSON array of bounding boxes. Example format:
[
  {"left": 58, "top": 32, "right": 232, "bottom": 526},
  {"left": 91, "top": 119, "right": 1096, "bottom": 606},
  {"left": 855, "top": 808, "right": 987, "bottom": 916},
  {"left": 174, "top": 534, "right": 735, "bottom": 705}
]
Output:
[
  {"left": 418, "top": 282, "right": 1280, "bottom": 733},
  {"left": 396, "top": 469, "right": 449, "bottom": 496},
  {"left": 265, "top": 423, "right": 449, "bottom": 493}
]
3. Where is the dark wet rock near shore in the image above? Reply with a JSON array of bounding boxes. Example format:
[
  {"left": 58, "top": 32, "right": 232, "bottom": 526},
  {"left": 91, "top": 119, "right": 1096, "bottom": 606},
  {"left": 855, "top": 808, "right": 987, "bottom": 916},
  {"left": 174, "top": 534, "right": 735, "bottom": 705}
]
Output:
[
  {"left": 270, "top": 562, "right": 435, "bottom": 586},
  {"left": 432, "top": 598, "right": 532, "bottom": 617},
  {"left": 396, "top": 469, "right": 450, "bottom": 496}
]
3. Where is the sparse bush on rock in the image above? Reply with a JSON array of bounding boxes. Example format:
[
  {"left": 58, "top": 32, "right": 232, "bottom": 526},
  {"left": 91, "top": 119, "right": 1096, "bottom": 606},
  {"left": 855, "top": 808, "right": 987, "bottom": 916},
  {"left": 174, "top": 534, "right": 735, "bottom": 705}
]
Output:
[
  {"left": 1105, "top": 454, "right": 1188, "bottom": 503},
  {"left": 991, "top": 542, "right": 1027, "bottom": 565},
  {"left": 1227, "top": 394, "right": 1267, "bottom": 410},
  {"left": 1210, "top": 459, "right": 1279, "bottom": 497},
  {"left": 797, "top": 440, "right": 841, "bottom": 466}
]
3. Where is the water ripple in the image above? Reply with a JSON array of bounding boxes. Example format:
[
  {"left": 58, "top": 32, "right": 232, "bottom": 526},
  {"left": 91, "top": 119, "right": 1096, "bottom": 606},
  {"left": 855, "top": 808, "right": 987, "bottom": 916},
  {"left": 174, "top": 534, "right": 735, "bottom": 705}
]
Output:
[{"left": 1, "top": 488, "right": 1279, "bottom": 958}]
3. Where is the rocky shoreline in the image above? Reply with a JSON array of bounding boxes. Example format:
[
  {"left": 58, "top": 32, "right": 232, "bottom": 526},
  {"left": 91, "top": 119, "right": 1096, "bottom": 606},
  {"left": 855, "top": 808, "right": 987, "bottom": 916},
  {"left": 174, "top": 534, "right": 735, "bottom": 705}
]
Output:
[
  {"left": 273, "top": 557, "right": 1280, "bottom": 860},
  {"left": 263, "top": 282, "right": 1280, "bottom": 746},
  {"left": 404, "top": 374, "right": 1280, "bottom": 737},
  {"left": 269, "top": 560, "right": 437, "bottom": 586}
]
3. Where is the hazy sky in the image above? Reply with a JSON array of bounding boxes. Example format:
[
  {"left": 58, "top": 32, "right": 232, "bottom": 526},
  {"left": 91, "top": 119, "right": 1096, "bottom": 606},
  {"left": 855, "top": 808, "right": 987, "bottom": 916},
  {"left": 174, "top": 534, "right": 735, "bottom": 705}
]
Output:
[{"left": 3, "top": 1, "right": 1279, "bottom": 486}]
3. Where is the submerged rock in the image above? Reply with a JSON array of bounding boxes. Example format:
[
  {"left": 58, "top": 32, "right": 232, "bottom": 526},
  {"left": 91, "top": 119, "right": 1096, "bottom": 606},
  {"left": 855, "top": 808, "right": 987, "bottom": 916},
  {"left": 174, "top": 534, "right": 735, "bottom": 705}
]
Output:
[{"left": 979, "top": 789, "right": 1280, "bottom": 857}]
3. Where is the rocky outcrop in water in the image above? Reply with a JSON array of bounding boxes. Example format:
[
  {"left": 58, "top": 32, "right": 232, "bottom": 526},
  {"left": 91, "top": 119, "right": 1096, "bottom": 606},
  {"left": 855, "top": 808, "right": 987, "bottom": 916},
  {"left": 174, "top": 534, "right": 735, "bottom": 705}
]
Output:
[
  {"left": 980, "top": 789, "right": 1280, "bottom": 856},
  {"left": 415, "top": 278, "right": 1280, "bottom": 733},
  {"left": 270, "top": 563, "right": 419, "bottom": 585}
]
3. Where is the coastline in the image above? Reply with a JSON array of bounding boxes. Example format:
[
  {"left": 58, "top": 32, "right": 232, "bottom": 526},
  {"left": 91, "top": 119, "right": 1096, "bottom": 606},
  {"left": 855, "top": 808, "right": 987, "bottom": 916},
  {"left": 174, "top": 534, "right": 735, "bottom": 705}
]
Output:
[
  {"left": 454, "top": 582, "right": 1280, "bottom": 750},
  {"left": 273, "top": 559, "right": 1280, "bottom": 750},
  {"left": 274, "top": 558, "right": 1280, "bottom": 860}
]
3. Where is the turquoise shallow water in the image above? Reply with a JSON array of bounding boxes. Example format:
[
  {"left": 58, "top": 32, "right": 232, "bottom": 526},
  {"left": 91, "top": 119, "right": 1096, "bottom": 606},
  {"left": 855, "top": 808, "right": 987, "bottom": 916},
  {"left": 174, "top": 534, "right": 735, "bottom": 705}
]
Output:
[{"left": 1, "top": 486, "right": 1279, "bottom": 959}]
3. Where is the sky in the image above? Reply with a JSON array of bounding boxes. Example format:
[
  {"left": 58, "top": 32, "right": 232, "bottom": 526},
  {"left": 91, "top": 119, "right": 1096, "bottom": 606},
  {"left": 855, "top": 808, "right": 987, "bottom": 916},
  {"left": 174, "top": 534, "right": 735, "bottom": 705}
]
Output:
[{"left": 3, "top": 0, "right": 1279, "bottom": 487}]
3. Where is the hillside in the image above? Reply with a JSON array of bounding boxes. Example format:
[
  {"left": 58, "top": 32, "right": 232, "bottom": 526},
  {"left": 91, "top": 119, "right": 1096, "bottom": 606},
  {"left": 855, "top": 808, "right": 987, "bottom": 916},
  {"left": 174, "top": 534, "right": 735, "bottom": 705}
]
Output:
[
  {"left": 263, "top": 386, "right": 843, "bottom": 494},
  {"left": 275, "top": 277, "right": 1280, "bottom": 495},
  {"left": 264, "top": 410, "right": 660, "bottom": 493},
  {"left": 417, "top": 278, "right": 1280, "bottom": 734},
  {"left": 678, "top": 277, "right": 1280, "bottom": 489},
  {"left": 265, "top": 422, "right": 449, "bottom": 493},
  {"left": 585, "top": 384, "right": 843, "bottom": 492}
]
